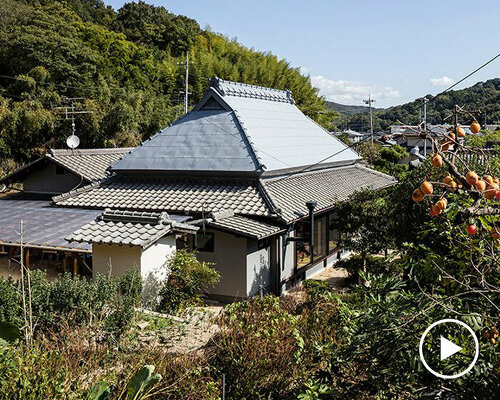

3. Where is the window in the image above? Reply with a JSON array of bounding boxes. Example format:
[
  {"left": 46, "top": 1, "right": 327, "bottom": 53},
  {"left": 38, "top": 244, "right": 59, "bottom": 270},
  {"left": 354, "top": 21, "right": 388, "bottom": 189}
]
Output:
[
  {"left": 328, "top": 213, "right": 340, "bottom": 252},
  {"left": 195, "top": 232, "right": 214, "bottom": 252},
  {"left": 55, "top": 165, "right": 66, "bottom": 175},
  {"left": 295, "top": 212, "right": 340, "bottom": 269},
  {"left": 313, "top": 215, "right": 327, "bottom": 261},
  {"left": 295, "top": 220, "right": 311, "bottom": 268}
]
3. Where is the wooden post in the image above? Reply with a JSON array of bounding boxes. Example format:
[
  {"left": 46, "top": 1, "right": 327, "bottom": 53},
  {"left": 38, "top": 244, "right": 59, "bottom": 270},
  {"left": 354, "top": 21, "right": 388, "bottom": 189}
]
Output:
[
  {"left": 73, "top": 256, "right": 78, "bottom": 276},
  {"left": 25, "top": 248, "right": 30, "bottom": 269},
  {"left": 62, "top": 254, "right": 68, "bottom": 273}
]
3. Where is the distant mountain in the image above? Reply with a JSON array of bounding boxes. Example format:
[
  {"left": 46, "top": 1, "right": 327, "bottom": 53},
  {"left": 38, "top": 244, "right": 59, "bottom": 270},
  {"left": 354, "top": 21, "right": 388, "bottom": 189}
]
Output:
[
  {"left": 344, "top": 78, "right": 500, "bottom": 131},
  {"left": 326, "top": 101, "right": 380, "bottom": 115}
]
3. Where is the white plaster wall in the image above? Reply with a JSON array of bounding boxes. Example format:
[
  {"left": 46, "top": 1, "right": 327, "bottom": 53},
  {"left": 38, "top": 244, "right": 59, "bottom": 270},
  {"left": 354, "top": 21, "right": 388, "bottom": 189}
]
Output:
[
  {"left": 305, "top": 259, "right": 326, "bottom": 279},
  {"left": 23, "top": 163, "right": 83, "bottom": 194},
  {"left": 92, "top": 243, "right": 141, "bottom": 278},
  {"left": 281, "top": 232, "right": 295, "bottom": 281},
  {"left": 196, "top": 230, "right": 247, "bottom": 299},
  {"left": 246, "top": 239, "right": 270, "bottom": 297},
  {"left": 140, "top": 236, "right": 176, "bottom": 303}
]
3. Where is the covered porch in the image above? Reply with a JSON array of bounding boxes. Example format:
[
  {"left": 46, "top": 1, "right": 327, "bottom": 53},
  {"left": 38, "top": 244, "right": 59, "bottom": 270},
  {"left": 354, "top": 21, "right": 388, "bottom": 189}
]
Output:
[{"left": 0, "top": 199, "right": 100, "bottom": 279}]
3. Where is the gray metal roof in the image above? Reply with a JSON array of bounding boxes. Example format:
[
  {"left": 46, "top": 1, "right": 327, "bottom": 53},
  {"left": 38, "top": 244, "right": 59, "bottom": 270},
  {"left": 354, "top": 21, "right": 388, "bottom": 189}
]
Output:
[
  {"left": 53, "top": 177, "right": 271, "bottom": 216},
  {"left": 213, "top": 79, "right": 360, "bottom": 171},
  {"left": 111, "top": 111, "right": 260, "bottom": 173},
  {"left": 0, "top": 200, "right": 101, "bottom": 251},
  {"left": 1, "top": 148, "right": 133, "bottom": 185},
  {"left": 66, "top": 209, "right": 196, "bottom": 248},
  {"left": 110, "top": 78, "right": 360, "bottom": 175},
  {"left": 263, "top": 164, "right": 396, "bottom": 222},
  {"left": 207, "top": 214, "right": 284, "bottom": 239}
]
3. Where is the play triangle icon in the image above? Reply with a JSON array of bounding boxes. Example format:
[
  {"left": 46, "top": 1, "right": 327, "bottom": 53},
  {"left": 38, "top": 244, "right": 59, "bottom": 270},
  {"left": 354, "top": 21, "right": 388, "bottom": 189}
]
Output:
[{"left": 440, "top": 336, "right": 462, "bottom": 361}]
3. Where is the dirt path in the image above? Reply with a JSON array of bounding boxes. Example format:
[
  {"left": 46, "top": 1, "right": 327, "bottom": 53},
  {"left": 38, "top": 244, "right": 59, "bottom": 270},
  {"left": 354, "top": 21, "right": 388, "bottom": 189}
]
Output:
[
  {"left": 310, "top": 266, "right": 350, "bottom": 290},
  {"left": 133, "top": 305, "right": 222, "bottom": 354}
]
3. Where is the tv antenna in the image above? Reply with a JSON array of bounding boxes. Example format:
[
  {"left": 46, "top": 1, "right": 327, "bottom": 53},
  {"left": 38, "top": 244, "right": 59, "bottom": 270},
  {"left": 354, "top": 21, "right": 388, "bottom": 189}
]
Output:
[{"left": 54, "top": 97, "right": 92, "bottom": 150}]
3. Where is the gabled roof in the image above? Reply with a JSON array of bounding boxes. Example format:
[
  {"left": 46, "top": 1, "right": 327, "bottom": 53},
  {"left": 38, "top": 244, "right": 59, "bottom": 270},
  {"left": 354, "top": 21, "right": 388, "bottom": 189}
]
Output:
[
  {"left": 47, "top": 148, "right": 134, "bottom": 180},
  {"left": 110, "top": 78, "right": 360, "bottom": 175},
  {"left": 0, "top": 148, "right": 133, "bottom": 185},
  {"left": 66, "top": 209, "right": 196, "bottom": 248}
]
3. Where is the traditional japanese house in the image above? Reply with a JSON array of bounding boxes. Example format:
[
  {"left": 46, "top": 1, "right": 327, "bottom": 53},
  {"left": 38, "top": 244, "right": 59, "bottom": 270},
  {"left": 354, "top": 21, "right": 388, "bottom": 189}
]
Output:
[{"left": 52, "top": 78, "right": 395, "bottom": 301}]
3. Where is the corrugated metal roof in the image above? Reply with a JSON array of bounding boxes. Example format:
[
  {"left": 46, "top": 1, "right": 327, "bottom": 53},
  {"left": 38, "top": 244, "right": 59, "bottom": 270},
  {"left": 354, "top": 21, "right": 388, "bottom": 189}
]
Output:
[
  {"left": 111, "top": 111, "right": 260, "bottom": 173},
  {"left": 0, "top": 200, "right": 101, "bottom": 251},
  {"left": 262, "top": 164, "right": 396, "bottom": 222},
  {"left": 109, "top": 78, "right": 360, "bottom": 174},
  {"left": 53, "top": 176, "right": 271, "bottom": 216},
  {"left": 207, "top": 214, "right": 284, "bottom": 239}
]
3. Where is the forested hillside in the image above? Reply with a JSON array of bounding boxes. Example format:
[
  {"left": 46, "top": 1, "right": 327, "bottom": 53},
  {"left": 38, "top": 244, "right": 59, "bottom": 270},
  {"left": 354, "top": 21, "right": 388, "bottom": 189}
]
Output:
[
  {"left": 0, "top": 0, "right": 332, "bottom": 174},
  {"left": 325, "top": 100, "right": 376, "bottom": 115},
  {"left": 344, "top": 78, "right": 500, "bottom": 132}
]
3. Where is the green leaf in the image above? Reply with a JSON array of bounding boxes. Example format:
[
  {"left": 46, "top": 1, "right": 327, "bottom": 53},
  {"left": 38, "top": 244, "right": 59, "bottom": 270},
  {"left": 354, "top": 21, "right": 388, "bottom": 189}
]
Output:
[
  {"left": 126, "top": 365, "right": 162, "bottom": 400},
  {"left": 87, "top": 382, "right": 111, "bottom": 400},
  {"left": 0, "top": 321, "right": 21, "bottom": 343}
]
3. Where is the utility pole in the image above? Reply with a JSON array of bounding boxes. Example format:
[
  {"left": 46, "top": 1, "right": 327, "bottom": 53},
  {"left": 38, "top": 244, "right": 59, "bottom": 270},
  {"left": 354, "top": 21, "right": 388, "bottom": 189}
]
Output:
[
  {"left": 423, "top": 97, "right": 429, "bottom": 157},
  {"left": 363, "top": 94, "right": 375, "bottom": 144},
  {"left": 177, "top": 51, "right": 190, "bottom": 114},
  {"left": 184, "top": 51, "right": 189, "bottom": 114}
]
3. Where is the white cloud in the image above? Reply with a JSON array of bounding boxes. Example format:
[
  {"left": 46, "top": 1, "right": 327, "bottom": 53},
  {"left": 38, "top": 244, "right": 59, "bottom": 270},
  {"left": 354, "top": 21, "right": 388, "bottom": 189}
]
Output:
[
  {"left": 310, "top": 75, "right": 400, "bottom": 105},
  {"left": 430, "top": 76, "right": 455, "bottom": 87}
]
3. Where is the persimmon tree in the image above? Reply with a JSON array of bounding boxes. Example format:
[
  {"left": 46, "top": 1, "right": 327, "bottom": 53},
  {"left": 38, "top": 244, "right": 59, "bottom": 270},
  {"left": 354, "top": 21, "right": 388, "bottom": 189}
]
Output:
[{"left": 406, "top": 109, "right": 500, "bottom": 339}]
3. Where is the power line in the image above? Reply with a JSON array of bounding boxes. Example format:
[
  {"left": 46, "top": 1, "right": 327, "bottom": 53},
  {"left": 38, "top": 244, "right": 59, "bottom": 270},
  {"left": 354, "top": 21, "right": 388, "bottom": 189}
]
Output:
[
  {"left": 0, "top": 73, "right": 187, "bottom": 102},
  {"left": 74, "top": 114, "right": 116, "bottom": 147},
  {"left": 269, "top": 50, "right": 500, "bottom": 187},
  {"left": 432, "top": 52, "right": 500, "bottom": 100}
]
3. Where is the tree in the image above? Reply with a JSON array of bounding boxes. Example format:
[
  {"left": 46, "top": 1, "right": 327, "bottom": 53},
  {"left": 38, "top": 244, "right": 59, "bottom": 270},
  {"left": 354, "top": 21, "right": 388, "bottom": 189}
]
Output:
[
  {"left": 0, "top": 0, "right": 331, "bottom": 173},
  {"left": 331, "top": 189, "right": 393, "bottom": 280}
]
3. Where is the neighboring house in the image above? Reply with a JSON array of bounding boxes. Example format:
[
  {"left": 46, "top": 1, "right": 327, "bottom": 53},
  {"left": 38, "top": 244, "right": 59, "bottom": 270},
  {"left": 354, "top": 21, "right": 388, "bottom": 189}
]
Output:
[
  {"left": 0, "top": 148, "right": 133, "bottom": 195},
  {"left": 0, "top": 148, "right": 133, "bottom": 280},
  {"left": 49, "top": 78, "right": 395, "bottom": 301},
  {"left": 390, "top": 124, "right": 500, "bottom": 164}
]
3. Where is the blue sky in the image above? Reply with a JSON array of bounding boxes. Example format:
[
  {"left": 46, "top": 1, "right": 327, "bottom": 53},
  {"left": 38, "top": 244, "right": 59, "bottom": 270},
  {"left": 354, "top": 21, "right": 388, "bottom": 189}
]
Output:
[{"left": 105, "top": 0, "right": 500, "bottom": 107}]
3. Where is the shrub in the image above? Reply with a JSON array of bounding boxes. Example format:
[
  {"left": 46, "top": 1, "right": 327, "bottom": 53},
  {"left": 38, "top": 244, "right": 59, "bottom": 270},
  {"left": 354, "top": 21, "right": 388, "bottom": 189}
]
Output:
[
  {"left": 336, "top": 254, "right": 391, "bottom": 280},
  {"left": 213, "top": 296, "right": 308, "bottom": 399},
  {"left": 157, "top": 251, "right": 219, "bottom": 314},
  {"left": 1, "top": 269, "right": 142, "bottom": 341},
  {"left": 0, "top": 277, "right": 22, "bottom": 327}
]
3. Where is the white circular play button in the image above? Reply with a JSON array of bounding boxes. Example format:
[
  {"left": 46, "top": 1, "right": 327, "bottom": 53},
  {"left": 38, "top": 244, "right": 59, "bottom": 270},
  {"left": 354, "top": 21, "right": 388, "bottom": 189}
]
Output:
[{"left": 419, "top": 319, "right": 479, "bottom": 379}]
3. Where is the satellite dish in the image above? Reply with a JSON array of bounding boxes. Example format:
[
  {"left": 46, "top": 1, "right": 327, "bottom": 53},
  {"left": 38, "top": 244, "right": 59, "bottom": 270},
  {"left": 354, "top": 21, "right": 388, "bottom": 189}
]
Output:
[{"left": 66, "top": 134, "right": 80, "bottom": 149}]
